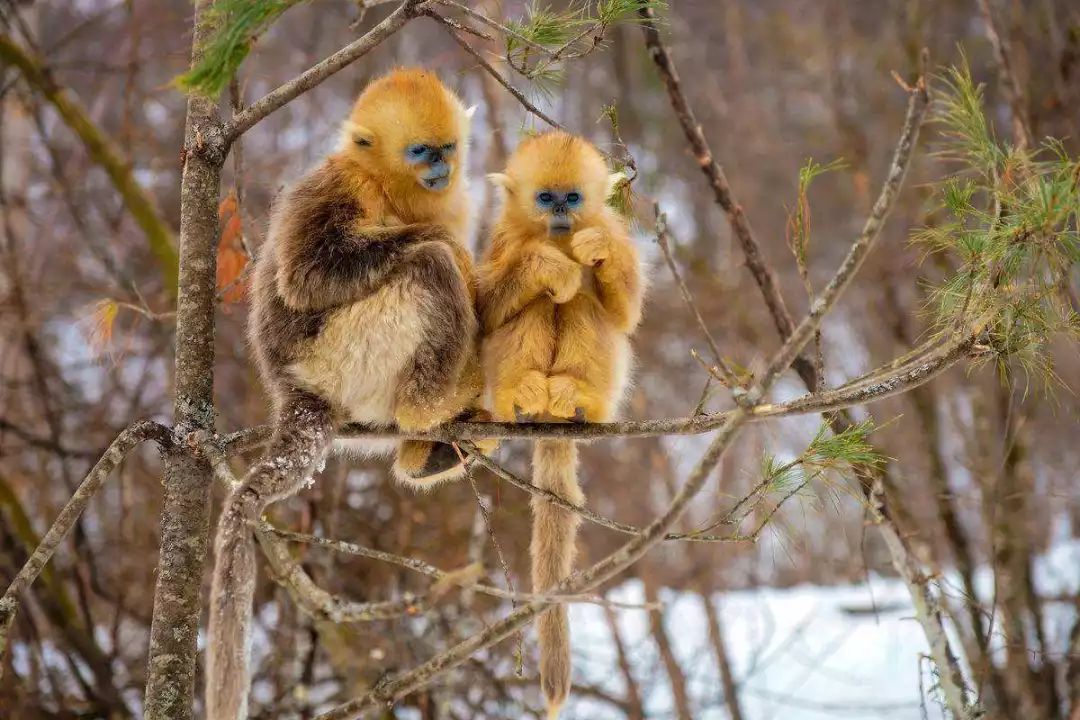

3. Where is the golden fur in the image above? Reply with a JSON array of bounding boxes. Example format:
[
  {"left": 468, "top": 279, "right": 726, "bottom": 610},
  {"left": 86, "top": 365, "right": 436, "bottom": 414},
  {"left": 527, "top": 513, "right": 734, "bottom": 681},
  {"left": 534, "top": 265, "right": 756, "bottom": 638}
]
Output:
[{"left": 477, "top": 132, "right": 645, "bottom": 717}]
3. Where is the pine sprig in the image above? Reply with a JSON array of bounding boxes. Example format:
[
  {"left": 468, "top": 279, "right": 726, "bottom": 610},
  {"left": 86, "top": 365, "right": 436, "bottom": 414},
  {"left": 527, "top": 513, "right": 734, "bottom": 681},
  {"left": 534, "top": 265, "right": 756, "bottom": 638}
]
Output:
[
  {"left": 505, "top": 0, "right": 667, "bottom": 81},
  {"left": 176, "top": 0, "right": 305, "bottom": 97},
  {"left": 596, "top": 0, "right": 667, "bottom": 25},
  {"left": 786, "top": 157, "right": 846, "bottom": 280},
  {"left": 505, "top": 3, "right": 582, "bottom": 56},
  {"left": 913, "top": 56, "right": 1080, "bottom": 389},
  {"left": 758, "top": 420, "right": 884, "bottom": 507}
]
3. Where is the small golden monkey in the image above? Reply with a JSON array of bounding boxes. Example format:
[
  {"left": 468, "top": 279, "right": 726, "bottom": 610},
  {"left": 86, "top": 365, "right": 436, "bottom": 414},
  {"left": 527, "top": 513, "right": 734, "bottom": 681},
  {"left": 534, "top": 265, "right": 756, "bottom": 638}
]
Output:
[
  {"left": 478, "top": 131, "right": 645, "bottom": 718},
  {"left": 207, "top": 68, "right": 481, "bottom": 720}
]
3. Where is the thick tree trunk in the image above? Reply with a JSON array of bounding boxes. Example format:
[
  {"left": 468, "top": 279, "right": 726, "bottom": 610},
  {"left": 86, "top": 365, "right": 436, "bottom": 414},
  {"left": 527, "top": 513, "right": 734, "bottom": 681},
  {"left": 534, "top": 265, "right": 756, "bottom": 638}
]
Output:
[{"left": 142, "top": 1, "right": 225, "bottom": 717}]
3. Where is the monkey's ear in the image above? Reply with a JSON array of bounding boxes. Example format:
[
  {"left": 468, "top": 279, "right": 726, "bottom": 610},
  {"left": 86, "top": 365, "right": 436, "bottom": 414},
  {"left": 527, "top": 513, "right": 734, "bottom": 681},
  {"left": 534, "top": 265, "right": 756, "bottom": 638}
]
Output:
[
  {"left": 464, "top": 104, "right": 478, "bottom": 119},
  {"left": 342, "top": 121, "right": 375, "bottom": 148},
  {"left": 487, "top": 172, "right": 514, "bottom": 194}
]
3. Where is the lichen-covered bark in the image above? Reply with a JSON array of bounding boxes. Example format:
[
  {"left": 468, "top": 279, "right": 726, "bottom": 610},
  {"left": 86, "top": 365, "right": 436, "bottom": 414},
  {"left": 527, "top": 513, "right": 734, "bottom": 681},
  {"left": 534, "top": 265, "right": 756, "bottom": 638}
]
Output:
[{"left": 142, "top": 1, "right": 225, "bottom": 717}]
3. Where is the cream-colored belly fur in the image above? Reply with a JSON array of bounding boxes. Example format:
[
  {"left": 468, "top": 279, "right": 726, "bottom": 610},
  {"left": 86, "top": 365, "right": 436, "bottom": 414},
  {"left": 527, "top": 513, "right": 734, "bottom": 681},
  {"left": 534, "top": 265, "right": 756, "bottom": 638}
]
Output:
[{"left": 289, "top": 277, "right": 425, "bottom": 426}]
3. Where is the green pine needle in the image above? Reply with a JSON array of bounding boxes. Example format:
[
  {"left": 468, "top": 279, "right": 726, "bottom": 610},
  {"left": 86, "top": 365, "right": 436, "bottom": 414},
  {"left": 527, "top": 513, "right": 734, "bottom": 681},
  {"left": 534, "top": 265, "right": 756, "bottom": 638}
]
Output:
[
  {"left": 176, "top": 0, "right": 304, "bottom": 97},
  {"left": 912, "top": 55, "right": 1080, "bottom": 390},
  {"left": 758, "top": 420, "right": 884, "bottom": 498},
  {"left": 597, "top": 0, "right": 668, "bottom": 25}
]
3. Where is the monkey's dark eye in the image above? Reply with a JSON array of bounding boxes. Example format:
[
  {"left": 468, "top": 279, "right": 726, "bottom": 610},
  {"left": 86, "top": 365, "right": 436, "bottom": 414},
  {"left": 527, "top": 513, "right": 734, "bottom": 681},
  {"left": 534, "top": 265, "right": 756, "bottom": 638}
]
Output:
[
  {"left": 407, "top": 144, "right": 427, "bottom": 157},
  {"left": 537, "top": 192, "right": 555, "bottom": 207},
  {"left": 566, "top": 192, "right": 582, "bottom": 206},
  {"left": 442, "top": 143, "right": 457, "bottom": 154}
]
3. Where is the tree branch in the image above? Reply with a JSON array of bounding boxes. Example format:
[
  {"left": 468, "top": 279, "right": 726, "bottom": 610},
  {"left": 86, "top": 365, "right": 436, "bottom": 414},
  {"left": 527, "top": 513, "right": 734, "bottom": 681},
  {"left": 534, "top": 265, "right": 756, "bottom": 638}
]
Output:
[
  {"left": 637, "top": 8, "right": 813, "bottom": 385},
  {"left": 462, "top": 445, "right": 748, "bottom": 543},
  {"left": 215, "top": 332, "right": 973, "bottom": 458},
  {"left": 0, "top": 421, "right": 172, "bottom": 667},
  {"left": 143, "top": 1, "right": 224, "bottom": 715},
  {"left": 976, "top": 0, "right": 1032, "bottom": 149},
  {"left": 751, "top": 71, "right": 929, "bottom": 399},
  {"left": 262, "top": 525, "right": 657, "bottom": 611},
  {"left": 654, "top": 206, "right": 740, "bottom": 387}
]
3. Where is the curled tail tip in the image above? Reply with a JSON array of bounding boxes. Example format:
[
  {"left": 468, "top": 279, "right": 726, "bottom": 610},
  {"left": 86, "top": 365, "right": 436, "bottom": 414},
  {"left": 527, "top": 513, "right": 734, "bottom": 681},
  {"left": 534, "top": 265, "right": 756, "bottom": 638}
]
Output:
[{"left": 546, "top": 701, "right": 564, "bottom": 720}]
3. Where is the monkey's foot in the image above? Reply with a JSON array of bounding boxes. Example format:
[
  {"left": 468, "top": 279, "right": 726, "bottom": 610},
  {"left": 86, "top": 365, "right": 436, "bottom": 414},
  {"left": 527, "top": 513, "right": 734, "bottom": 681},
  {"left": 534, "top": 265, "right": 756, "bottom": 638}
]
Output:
[
  {"left": 462, "top": 408, "right": 499, "bottom": 456},
  {"left": 394, "top": 398, "right": 451, "bottom": 432},
  {"left": 547, "top": 375, "right": 589, "bottom": 422},
  {"left": 395, "top": 440, "right": 464, "bottom": 488},
  {"left": 512, "top": 371, "right": 549, "bottom": 420},
  {"left": 514, "top": 406, "right": 539, "bottom": 423}
]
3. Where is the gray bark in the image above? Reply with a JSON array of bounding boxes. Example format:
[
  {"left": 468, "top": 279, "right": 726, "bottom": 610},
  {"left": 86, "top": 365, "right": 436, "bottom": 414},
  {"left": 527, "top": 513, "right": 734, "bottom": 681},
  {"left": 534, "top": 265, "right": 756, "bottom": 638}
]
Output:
[{"left": 142, "top": 1, "right": 226, "bottom": 716}]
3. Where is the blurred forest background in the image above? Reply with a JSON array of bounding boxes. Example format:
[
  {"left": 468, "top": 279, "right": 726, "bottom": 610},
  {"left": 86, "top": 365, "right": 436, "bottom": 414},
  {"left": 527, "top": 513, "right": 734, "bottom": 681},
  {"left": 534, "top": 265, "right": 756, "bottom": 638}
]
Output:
[{"left": 1, "top": 0, "right": 1079, "bottom": 718}]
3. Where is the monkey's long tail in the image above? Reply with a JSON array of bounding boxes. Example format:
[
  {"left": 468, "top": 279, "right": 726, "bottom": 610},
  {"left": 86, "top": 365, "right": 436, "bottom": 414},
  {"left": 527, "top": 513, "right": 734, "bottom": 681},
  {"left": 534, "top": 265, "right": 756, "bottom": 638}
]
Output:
[
  {"left": 531, "top": 439, "right": 583, "bottom": 719},
  {"left": 206, "top": 490, "right": 258, "bottom": 720}
]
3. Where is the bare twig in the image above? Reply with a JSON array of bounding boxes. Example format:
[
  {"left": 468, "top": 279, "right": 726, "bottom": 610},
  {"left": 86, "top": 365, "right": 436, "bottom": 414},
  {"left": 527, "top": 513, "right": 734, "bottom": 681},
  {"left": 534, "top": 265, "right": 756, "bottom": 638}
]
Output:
[
  {"left": 654, "top": 206, "right": 740, "bottom": 388},
  {"left": 256, "top": 528, "right": 444, "bottom": 622},
  {"left": 976, "top": 0, "right": 1032, "bottom": 149},
  {"left": 463, "top": 445, "right": 750, "bottom": 544},
  {"left": 263, "top": 525, "right": 658, "bottom": 611},
  {"left": 425, "top": 9, "right": 560, "bottom": 128},
  {"left": 436, "top": 0, "right": 556, "bottom": 58}
]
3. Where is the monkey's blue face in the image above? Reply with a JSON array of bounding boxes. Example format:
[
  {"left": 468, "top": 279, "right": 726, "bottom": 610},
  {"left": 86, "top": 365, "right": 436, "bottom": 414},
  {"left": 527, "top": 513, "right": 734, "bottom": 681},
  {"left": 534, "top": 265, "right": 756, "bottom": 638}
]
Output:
[
  {"left": 535, "top": 189, "right": 583, "bottom": 235},
  {"left": 404, "top": 142, "right": 457, "bottom": 191}
]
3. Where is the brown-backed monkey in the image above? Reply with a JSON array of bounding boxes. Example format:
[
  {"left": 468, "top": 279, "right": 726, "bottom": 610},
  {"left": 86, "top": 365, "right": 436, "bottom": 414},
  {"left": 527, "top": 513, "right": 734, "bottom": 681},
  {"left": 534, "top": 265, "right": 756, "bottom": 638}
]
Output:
[
  {"left": 477, "top": 131, "right": 645, "bottom": 718},
  {"left": 207, "top": 69, "right": 479, "bottom": 720}
]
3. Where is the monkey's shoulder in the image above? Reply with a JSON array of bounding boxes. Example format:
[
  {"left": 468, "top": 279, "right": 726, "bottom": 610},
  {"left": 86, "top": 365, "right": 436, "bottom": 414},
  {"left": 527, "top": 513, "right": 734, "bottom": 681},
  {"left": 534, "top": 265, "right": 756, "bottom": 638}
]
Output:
[{"left": 276, "top": 161, "right": 368, "bottom": 231}]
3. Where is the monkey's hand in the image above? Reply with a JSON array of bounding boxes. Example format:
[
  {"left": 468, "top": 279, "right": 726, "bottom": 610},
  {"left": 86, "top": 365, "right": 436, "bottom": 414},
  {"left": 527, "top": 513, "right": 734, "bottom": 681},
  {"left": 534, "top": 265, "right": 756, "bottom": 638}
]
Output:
[
  {"left": 536, "top": 247, "right": 582, "bottom": 304},
  {"left": 569, "top": 227, "right": 611, "bottom": 267}
]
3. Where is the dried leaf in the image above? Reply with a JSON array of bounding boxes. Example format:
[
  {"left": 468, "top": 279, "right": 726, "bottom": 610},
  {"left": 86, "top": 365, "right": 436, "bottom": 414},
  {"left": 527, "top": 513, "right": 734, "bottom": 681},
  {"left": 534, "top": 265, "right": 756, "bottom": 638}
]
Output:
[{"left": 217, "top": 190, "right": 248, "bottom": 304}]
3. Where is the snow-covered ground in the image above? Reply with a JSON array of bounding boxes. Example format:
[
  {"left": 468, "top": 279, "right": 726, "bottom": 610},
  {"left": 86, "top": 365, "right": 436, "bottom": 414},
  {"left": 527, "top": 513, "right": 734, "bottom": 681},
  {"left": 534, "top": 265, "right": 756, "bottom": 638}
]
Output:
[
  {"left": 570, "top": 578, "right": 930, "bottom": 719},
  {"left": 566, "top": 537, "right": 1080, "bottom": 720}
]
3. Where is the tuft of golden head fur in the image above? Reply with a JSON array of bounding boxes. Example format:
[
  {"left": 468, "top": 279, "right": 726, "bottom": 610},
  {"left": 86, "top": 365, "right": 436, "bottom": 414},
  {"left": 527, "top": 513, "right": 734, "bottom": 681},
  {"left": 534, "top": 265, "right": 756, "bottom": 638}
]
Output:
[
  {"left": 339, "top": 68, "right": 471, "bottom": 195},
  {"left": 492, "top": 131, "right": 610, "bottom": 235}
]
